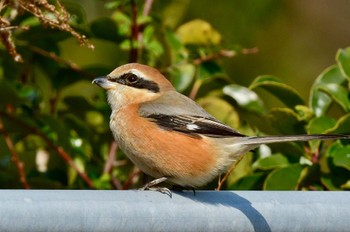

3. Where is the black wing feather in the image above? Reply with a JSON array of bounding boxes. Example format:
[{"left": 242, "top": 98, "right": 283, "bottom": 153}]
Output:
[{"left": 145, "top": 114, "right": 246, "bottom": 138}]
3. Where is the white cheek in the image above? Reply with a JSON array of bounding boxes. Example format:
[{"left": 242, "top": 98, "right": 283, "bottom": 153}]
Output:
[{"left": 107, "top": 89, "right": 125, "bottom": 111}]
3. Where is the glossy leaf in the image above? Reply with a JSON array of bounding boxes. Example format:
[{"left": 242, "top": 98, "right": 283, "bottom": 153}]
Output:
[
  {"left": 197, "top": 96, "right": 240, "bottom": 129},
  {"left": 325, "top": 113, "right": 350, "bottom": 134},
  {"left": 253, "top": 153, "right": 289, "bottom": 170},
  {"left": 223, "top": 84, "right": 266, "bottom": 114},
  {"left": 307, "top": 116, "right": 337, "bottom": 152},
  {"left": 68, "top": 157, "right": 85, "bottom": 186},
  {"left": 336, "top": 47, "right": 350, "bottom": 79},
  {"left": 309, "top": 65, "right": 346, "bottom": 116},
  {"left": 332, "top": 146, "right": 350, "bottom": 171},
  {"left": 229, "top": 173, "right": 265, "bottom": 190},
  {"left": 250, "top": 75, "right": 304, "bottom": 108},
  {"left": 169, "top": 63, "right": 195, "bottom": 92},
  {"left": 340, "top": 180, "right": 350, "bottom": 190},
  {"left": 307, "top": 116, "right": 337, "bottom": 134},
  {"left": 198, "top": 62, "right": 223, "bottom": 81},
  {"left": 320, "top": 173, "right": 350, "bottom": 191},
  {"left": 266, "top": 108, "right": 304, "bottom": 134},
  {"left": 294, "top": 105, "right": 314, "bottom": 121},
  {"left": 263, "top": 164, "right": 304, "bottom": 190},
  {"left": 320, "top": 174, "right": 341, "bottom": 190},
  {"left": 176, "top": 19, "right": 221, "bottom": 45},
  {"left": 318, "top": 84, "right": 350, "bottom": 112}
]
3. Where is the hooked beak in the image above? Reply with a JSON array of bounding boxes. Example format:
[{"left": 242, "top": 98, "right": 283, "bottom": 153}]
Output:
[{"left": 92, "top": 76, "right": 116, "bottom": 90}]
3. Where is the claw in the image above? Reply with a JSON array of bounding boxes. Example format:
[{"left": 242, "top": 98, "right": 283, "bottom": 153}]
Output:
[{"left": 139, "top": 177, "right": 172, "bottom": 197}]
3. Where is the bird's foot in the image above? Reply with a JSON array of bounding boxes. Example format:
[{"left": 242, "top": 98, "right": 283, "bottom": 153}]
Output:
[{"left": 139, "top": 177, "right": 172, "bottom": 197}]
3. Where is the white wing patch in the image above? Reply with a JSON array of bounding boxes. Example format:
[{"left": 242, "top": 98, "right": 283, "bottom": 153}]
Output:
[{"left": 186, "top": 123, "right": 200, "bottom": 131}]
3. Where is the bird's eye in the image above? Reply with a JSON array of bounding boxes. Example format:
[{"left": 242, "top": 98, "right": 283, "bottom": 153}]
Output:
[{"left": 125, "top": 73, "right": 139, "bottom": 83}]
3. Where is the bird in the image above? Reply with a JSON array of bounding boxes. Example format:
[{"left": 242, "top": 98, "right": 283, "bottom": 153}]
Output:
[{"left": 92, "top": 63, "right": 350, "bottom": 194}]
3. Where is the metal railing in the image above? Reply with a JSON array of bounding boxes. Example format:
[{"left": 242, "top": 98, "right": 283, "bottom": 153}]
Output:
[{"left": 0, "top": 190, "right": 349, "bottom": 231}]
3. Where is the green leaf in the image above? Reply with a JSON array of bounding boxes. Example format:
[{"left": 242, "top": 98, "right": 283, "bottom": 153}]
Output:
[
  {"left": 263, "top": 164, "right": 304, "bottom": 190},
  {"left": 332, "top": 146, "right": 350, "bottom": 171},
  {"left": 294, "top": 105, "right": 314, "bottom": 121},
  {"left": 340, "top": 180, "right": 350, "bottom": 190},
  {"left": 176, "top": 19, "right": 221, "bottom": 45},
  {"left": 307, "top": 116, "right": 337, "bottom": 134},
  {"left": 223, "top": 84, "right": 266, "bottom": 114},
  {"left": 197, "top": 96, "right": 240, "bottom": 129},
  {"left": 325, "top": 113, "right": 350, "bottom": 134},
  {"left": 318, "top": 84, "right": 350, "bottom": 112},
  {"left": 165, "top": 29, "right": 183, "bottom": 52},
  {"left": 336, "top": 47, "right": 350, "bottom": 79},
  {"left": 198, "top": 62, "right": 223, "bottom": 81},
  {"left": 111, "top": 11, "right": 131, "bottom": 36},
  {"left": 266, "top": 108, "right": 305, "bottom": 134},
  {"left": 250, "top": 75, "right": 304, "bottom": 108},
  {"left": 229, "top": 173, "right": 265, "bottom": 190},
  {"left": 320, "top": 172, "right": 350, "bottom": 191},
  {"left": 309, "top": 65, "right": 346, "bottom": 116},
  {"left": 298, "top": 165, "right": 322, "bottom": 190},
  {"left": 253, "top": 153, "right": 290, "bottom": 170},
  {"left": 307, "top": 116, "right": 337, "bottom": 152},
  {"left": 68, "top": 157, "right": 85, "bottom": 186},
  {"left": 169, "top": 63, "right": 195, "bottom": 92},
  {"left": 320, "top": 174, "right": 341, "bottom": 190}
]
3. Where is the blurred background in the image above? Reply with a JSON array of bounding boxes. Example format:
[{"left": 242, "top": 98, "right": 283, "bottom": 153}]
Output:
[{"left": 75, "top": 0, "right": 350, "bottom": 99}]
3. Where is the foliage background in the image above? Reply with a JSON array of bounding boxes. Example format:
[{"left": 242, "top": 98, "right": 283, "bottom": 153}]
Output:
[{"left": 0, "top": 0, "right": 350, "bottom": 190}]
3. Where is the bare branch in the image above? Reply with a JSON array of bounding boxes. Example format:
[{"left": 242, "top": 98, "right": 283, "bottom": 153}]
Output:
[
  {"left": 0, "top": 111, "right": 94, "bottom": 188},
  {"left": 0, "top": 117, "right": 30, "bottom": 189}
]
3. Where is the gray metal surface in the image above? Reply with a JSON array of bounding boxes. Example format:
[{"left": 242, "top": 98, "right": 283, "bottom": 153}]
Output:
[{"left": 0, "top": 190, "right": 349, "bottom": 232}]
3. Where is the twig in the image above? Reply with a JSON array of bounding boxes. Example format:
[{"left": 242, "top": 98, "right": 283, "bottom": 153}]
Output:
[
  {"left": 193, "top": 50, "right": 236, "bottom": 65},
  {"left": 103, "top": 141, "right": 118, "bottom": 174},
  {"left": 188, "top": 80, "right": 202, "bottom": 100},
  {"left": 142, "top": 0, "right": 154, "bottom": 16},
  {"left": 129, "top": 0, "right": 139, "bottom": 62},
  {"left": 111, "top": 176, "right": 123, "bottom": 190},
  {"left": 0, "top": 111, "right": 94, "bottom": 188},
  {"left": 0, "top": 17, "right": 23, "bottom": 62},
  {"left": 27, "top": 45, "right": 91, "bottom": 76},
  {"left": 56, "top": 146, "right": 94, "bottom": 188},
  {"left": 216, "top": 155, "right": 244, "bottom": 191},
  {"left": 123, "top": 168, "right": 141, "bottom": 190},
  {"left": 192, "top": 47, "right": 259, "bottom": 65},
  {"left": 0, "top": 117, "right": 30, "bottom": 189}
]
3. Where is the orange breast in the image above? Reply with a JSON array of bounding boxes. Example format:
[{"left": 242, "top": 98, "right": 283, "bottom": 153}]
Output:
[{"left": 112, "top": 104, "right": 218, "bottom": 186}]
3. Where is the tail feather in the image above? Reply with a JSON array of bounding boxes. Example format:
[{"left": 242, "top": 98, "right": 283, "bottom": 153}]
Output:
[{"left": 241, "top": 134, "right": 350, "bottom": 146}]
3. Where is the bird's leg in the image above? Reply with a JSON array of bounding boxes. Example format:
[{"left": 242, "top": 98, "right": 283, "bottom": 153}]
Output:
[{"left": 139, "top": 177, "right": 172, "bottom": 197}]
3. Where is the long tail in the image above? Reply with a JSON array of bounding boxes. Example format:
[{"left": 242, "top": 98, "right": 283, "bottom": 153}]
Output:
[{"left": 241, "top": 134, "right": 350, "bottom": 146}]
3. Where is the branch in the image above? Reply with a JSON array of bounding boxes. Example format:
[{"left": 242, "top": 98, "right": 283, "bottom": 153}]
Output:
[
  {"left": 142, "top": 0, "right": 154, "bottom": 16},
  {"left": 129, "top": 0, "right": 139, "bottom": 62},
  {"left": 123, "top": 168, "right": 141, "bottom": 190},
  {"left": 0, "top": 111, "right": 94, "bottom": 188},
  {"left": 216, "top": 155, "right": 244, "bottom": 191},
  {"left": 0, "top": 117, "right": 30, "bottom": 189},
  {"left": 192, "top": 47, "right": 259, "bottom": 65},
  {"left": 27, "top": 45, "right": 92, "bottom": 77},
  {"left": 103, "top": 141, "right": 118, "bottom": 174}
]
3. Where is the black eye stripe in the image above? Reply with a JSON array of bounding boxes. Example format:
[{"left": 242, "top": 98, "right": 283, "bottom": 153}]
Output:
[{"left": 112, "top": 72, "right": 160, "bottom": 93}]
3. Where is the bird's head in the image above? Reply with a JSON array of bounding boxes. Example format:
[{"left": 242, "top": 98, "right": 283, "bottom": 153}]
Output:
[{"left": 93, "top": 63, "right": 174, "bottom": 110}]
